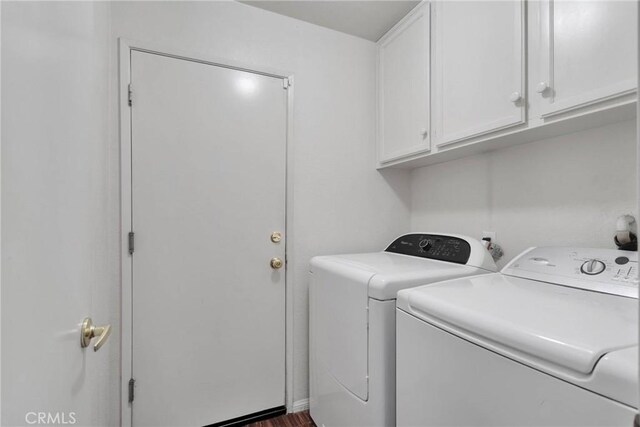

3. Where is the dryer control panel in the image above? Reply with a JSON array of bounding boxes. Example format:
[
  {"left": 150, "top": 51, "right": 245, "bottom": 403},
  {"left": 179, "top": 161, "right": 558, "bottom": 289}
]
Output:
[
  {"left": 502, "top": 247, "right": 638, "bottom": 298},
  {"left": 385, "top": 234, "right": 472, "bottom": 264}
]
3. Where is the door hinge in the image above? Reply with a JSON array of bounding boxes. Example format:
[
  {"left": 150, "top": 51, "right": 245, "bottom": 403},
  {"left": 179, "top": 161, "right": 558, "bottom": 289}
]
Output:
[
  {"left": 128, "top": 231, "right": 135, "bottom": 255},
  {"left": 128, "top": 84, "right": 133, "bottom": 106},
  {"left": 283, "top": 78, "right": 291, "bottom": 89},
  {"left": 128, "top": 378, "right": 135, "bottom": 403}
]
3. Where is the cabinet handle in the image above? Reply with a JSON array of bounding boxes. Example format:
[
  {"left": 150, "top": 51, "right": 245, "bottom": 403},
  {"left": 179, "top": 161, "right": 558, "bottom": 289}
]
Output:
[
  {"left": 420, "top": 129, "right": 429, "bottom": 138},
  {"left": 536, "top": 81, "right": 549, "bottom": 94},
  {"left": 509, "top": 92, "right": 522, "bottom": 103}
]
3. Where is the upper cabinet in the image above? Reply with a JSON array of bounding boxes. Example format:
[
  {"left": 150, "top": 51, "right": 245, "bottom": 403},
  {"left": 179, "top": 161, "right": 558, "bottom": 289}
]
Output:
[
  {"left": 376, "top": 1, "right": 637, "bottom": 169},
  {"left": 433, "top": 0, "right": 525, "bottom": 147},
  {"left": 535, "top": 0, "right": 637, "bottom": 117},
  {"left": 377, "top": 3, "right": 430, "bottom": 164}
]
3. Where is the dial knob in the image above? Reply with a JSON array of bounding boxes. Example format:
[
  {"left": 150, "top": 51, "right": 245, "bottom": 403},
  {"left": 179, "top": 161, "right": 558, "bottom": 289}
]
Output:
[
  {"left": 419, "top": 239, "right": 432, "bottom": 251},
  {"left": 580, "top": 259, "right": 606, "bottom": 275}
]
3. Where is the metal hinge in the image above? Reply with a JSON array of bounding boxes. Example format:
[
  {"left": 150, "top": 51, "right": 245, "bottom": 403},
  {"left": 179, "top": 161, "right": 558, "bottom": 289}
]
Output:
[
  {"left": 366, "top": 306, "right": 369, "bottom": 331},
  {"left": 283, "top": 78, "right": 291, "bottom": 89},
  {"left": 128, "top": 232, "right": 135, "bottom": 255},
  {"left": 128, "top": 378, "right": 135, "bottom": 403},
  {"left": 128, "top": 84, "right": 133, "bottom": 106}
]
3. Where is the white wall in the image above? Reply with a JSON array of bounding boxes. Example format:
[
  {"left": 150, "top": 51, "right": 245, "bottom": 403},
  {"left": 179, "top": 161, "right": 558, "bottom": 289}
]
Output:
[
  {"left": 2, "top": 2, "right": 120, "bottom": 426},
  {"left": 2, "top": 2, "right": 410, "bottom": 422},
  {"left": 411, "top": 120, "right": 638, "bottom": 268},
  {"left": 108, "top": 1, "right": 411, "bottom": 406}
]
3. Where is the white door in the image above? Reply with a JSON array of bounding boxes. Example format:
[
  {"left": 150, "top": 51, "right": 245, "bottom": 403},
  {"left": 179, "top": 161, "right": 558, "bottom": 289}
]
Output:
[
  {"left": 127, "top": 50, "right": 287, "bottom": 426},
  {"left": 377, "top": 2, "right": 430, "bottom": 164},
  {"left": 433, "top": 1, "right": 525, "bottom": 147},
  {"left": 536, "top": 0, "right": 637, "bottom": 117}
]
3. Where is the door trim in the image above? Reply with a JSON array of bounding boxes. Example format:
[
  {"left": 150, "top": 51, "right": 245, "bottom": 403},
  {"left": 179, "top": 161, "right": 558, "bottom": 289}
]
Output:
[{"left": 118, "top": 38, "right": 295, "bottom": 427}]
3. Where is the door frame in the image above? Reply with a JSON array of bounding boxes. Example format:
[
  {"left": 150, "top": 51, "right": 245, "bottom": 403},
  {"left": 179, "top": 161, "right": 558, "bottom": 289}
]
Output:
[{"left": 118, "top": 38, "right": 295, "bottom": 427}]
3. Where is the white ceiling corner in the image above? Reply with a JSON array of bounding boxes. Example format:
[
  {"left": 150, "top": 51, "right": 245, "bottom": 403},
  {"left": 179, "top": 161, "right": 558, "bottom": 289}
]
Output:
[{"left": 238, "top": 1, "right": 421, "bottom": 42}]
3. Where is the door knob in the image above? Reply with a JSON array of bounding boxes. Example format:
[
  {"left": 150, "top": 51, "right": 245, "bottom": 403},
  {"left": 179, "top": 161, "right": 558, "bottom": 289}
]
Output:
[
  {"left": 81, "top": 317, "right": 112, "bottom": 352},
  {"left": 270, "top": 257, "right": 284, "bottom": 269},
  {"left": 536, "top": 81, "right": 549, "bottom": 94},
  {"left": 420, "top": 128, "right": 429, "bottom": 138},
  {"left": 509, "top": 91, "right": 522, "bottom": 103}
]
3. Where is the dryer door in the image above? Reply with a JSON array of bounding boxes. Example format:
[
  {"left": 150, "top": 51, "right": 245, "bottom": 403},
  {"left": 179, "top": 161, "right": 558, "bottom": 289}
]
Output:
[{"left": 310, "top": 258, "right": 370, "bottom": 400}]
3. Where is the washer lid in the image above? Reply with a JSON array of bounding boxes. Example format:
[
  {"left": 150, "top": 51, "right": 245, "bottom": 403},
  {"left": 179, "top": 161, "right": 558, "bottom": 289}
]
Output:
[
  {"left": 398, "top": 273, "right": 638, "bottom": 376},
  {"left": 590, "top": 346, "right": 638, "bottom": 407}
]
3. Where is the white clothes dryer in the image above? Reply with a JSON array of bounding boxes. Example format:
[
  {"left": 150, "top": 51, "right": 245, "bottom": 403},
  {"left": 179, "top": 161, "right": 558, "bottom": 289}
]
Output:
[{"left": 309, "top": 233, "right": 497, "bottom": 426}]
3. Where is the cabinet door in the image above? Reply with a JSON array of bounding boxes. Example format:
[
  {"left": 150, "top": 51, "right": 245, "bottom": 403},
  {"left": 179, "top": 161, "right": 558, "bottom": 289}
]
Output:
[
  {"left": 536, "top": 1, "right": 637, "bottom": 117},
  {"left": 377, "top": 3, "right": 430, "bottom": 163},
  {"left": 434, "top": 1, "right": 525, "bottom": 147}
]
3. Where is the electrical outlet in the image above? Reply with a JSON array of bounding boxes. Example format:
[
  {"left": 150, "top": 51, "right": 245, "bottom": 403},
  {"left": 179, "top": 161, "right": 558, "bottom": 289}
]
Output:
[{"left": 482, "top": 231, "right": 496, "bottom": 242}]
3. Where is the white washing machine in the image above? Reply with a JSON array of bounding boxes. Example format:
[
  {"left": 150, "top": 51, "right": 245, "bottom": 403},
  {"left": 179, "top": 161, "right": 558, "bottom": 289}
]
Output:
[
  {"left": 309, "top": 233, "right": 497, "bottom": 427},
  {"left": 396, "top": 246, "right": 639, "bottom": 427}
]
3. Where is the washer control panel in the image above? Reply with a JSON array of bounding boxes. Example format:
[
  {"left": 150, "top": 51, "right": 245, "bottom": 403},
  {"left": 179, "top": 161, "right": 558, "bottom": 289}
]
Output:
[
  {"left": 503, "top": 247, "right": 638, "bottom": 298},
  {"left": 385, "top": 234, "right": 471, "bottom": 264},
  {"left": 580, "top": 259, "right": 607, "bottom": 275}
]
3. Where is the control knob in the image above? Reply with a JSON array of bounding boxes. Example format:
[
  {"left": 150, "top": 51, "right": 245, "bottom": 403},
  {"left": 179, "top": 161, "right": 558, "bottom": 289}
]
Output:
[
  {"left": 419, "top": 239, "right": 432, "bottom": 251},
  {"left": 580, "top": 259, "right": 606, "bottom": 275}
]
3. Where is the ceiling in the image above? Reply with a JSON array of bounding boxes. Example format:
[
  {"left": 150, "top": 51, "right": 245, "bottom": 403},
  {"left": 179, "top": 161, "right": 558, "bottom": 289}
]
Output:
[{"left": 239, "top": 1, "right": 421, "bottom": 42}]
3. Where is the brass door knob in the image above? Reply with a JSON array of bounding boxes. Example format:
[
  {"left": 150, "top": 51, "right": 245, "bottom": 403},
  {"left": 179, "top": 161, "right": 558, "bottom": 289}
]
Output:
[
  {"left": 270, "top": 257, "right": 283, "bottom": 269},
  {"left": 81, "top": 317, "right": 112, "bottom": 352}
]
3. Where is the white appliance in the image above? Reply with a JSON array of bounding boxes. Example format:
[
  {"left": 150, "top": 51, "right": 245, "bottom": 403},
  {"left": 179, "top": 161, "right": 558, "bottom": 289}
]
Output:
[
  {"left": 396, "top": 247, "right": 639, "bottom": 427},
  {"left": 309, "top": 233, "right": 497, "bottom": 426}
]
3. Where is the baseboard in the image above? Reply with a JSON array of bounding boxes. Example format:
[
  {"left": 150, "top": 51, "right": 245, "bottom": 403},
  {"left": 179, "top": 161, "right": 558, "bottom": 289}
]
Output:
[{"left": 292, "top": 398, "right": 309, "bottom": 413}]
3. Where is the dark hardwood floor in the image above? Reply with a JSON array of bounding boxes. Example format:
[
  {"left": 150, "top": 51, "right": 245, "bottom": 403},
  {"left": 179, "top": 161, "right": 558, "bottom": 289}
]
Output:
[{"left": 245, "top": 410, "right": 315, "bottom": 427}]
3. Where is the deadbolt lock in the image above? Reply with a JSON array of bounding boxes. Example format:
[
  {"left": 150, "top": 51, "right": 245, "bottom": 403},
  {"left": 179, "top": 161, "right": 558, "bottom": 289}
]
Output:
[
  {"left": 270, "top": 257, "right": 284, "bottom": 269},
  {"left": 271, "top": 232, "right": 282, "bottom": 243}
]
